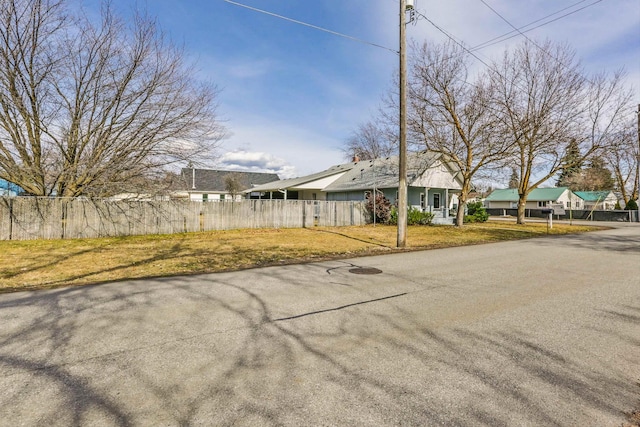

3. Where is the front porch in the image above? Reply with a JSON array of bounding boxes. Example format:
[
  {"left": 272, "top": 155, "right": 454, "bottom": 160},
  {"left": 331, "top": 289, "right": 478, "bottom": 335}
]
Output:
[{"left": 409, "top": 186, "right": 457, "bottom": 225}]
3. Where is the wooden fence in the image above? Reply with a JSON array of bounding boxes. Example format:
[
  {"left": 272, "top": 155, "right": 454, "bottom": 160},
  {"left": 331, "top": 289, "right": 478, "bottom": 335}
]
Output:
[{"left": 0, "top": 197, "right": 368, "bottom": 241}]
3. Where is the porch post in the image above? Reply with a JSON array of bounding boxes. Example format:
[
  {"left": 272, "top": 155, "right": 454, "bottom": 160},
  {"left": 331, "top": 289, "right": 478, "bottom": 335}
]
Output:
[
  {"left": 425, "top": 187, "right": 431, "bottom": 212},
  {"left": 444, "top": 188, "right": 449, "bottom": 218}
]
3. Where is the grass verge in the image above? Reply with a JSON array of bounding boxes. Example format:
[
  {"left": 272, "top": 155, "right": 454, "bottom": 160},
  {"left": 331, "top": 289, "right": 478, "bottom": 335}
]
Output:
[{"left": 0, "top": 221, "right": 602, "bottom": 293}]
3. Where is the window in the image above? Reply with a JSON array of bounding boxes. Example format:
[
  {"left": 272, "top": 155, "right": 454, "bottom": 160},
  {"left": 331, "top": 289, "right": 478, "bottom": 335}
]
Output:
[
  {"left": 567, "top": 201, "right": 571, "bottom": 208},
  {"left": 537, "top": 201, "right": 547, "bottom": 207},
  {"left": 420, "top": 193, "right": 425, "bottom": 210},
  {"left": 220, "top": 194, "right": 225, "bottom": 200},
  {"left": 433, "top": 193, "right": 440, "bottom": 209},
  {"left": 202, "top": 194, "right": 208, "bottom": 201}
]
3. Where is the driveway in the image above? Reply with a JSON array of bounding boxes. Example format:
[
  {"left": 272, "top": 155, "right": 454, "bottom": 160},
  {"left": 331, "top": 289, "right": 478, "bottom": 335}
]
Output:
[{"left": 1, "top": 223, "right": 639, "bottom": 426}]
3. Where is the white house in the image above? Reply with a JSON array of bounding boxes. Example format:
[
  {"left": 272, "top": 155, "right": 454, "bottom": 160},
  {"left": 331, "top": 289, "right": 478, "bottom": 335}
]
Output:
[
  {"left": 573, "top": 191, "right": 618, "bottom": 210},
  {"left": 247, "top": 151, "right": 464, "bottom": 224},
  {"left": 485, "top": 187, "right": 582, "bottom": 210},
  {"left": 176, "top": 168, "right": 280, "bottom": 202}
]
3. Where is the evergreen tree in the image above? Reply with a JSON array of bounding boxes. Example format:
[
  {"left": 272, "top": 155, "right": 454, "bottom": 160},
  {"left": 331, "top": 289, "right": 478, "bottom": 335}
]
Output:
[
  {"left": 508, "top": 168, "right": 519, "bottom": 189},
  {"left": 556, "top": 139, "right": 583, "bottom": 187}
]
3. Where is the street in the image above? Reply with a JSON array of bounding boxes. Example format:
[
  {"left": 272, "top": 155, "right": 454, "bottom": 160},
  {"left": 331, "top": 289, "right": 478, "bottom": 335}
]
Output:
[{"left": 1, "top": 223, "right": 639, "bottom": 426}]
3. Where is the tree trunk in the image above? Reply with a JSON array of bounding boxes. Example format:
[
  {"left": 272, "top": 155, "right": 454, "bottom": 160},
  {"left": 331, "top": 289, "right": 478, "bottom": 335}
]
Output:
[
  {"left": 517, "top": 197, "right": 527, "bottom": 224},
  {"left": 456, "top": 200, "right": 465, "bottom": 227}
]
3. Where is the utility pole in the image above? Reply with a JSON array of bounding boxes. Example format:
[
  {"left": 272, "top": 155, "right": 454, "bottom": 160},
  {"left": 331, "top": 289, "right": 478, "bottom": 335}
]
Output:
[
  {"left": 636, "top": 103, "right": 639, "bottom": 202},
  {"left": 397, "top": 0, "right": 409, "bottom": 248}
]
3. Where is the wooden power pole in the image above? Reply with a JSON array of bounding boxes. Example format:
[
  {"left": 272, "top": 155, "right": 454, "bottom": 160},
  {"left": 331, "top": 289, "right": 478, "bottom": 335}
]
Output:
[{"left": 397, "top": 0, "right": 408, "bottom": 248}]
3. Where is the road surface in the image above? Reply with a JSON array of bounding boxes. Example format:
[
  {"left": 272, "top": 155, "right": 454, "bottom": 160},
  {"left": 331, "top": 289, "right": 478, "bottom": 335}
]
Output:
[{"left": 1, "top": 223, "right": 638, "bottom": 426}]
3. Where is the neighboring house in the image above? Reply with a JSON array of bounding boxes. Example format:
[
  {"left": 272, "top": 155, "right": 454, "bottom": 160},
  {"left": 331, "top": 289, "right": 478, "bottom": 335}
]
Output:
[
  {"left": 485, "top": 187, "right": 582, "bottom": 210},
  {"left": 242, "top": 162, "right": 355, "bottom": 201},
  {"left": 0, "top": 179, "right": 22, "bottom": 197},
  {"left": 109, "top": 193, "right": 171, "bottom": 201},
  {"left": 176, "top": 168, "right": 280, "bottom": 202},
  {"left": 573, "top": 191, "right": 618, "bottom": 210},
  {"left": 247, "top": 151, "right": 464, "bottom": 223}
]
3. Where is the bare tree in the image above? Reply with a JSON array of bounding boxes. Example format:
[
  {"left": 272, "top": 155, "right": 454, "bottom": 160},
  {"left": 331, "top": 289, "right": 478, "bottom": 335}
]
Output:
[
  {"left": 489, "top": 40, "right": 632, "bottom": 223},
  {"left": 604, "top": 118, "right": 639, "bottom": 204},
  {"left": 342, "top": 120, "right": 396, "bottom": 161},
  {"left": 223, "top": 172, "right": 247, "bottom": 201},
  {"left": 406, "top": 40, "right": 511, "bottom": 226},
  {"left": 0, "top": 0, "right": 225, "bottom": 198},
  {"left": 559, "top": 157, "right": 614, "bottom": 191}
]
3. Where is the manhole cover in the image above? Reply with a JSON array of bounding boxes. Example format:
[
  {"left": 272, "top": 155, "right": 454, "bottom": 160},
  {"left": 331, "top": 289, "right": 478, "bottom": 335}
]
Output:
[{"left": 349, "top": 267, "right": 383, "bottom": 275}]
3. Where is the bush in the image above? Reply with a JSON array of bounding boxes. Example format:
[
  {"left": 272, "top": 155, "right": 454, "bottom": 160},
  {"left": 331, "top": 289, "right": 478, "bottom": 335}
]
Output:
[
  {"left": 408, "top": 207, "right": 435, "bottom": 225},
  {"left": 365, "top": 191, "right": 392, "bottom": 224},
  {"left": 464, "top": 201, "right": 489, "bottom": 223},
  {"left": 625, "top": 199, "right": 638, "bottom": 210},
  {"left": 388, "top": 206, "right": 434, "bottom": 226},
  {"left": 389, "top": 206, "right": 398, "bottom": 225}
]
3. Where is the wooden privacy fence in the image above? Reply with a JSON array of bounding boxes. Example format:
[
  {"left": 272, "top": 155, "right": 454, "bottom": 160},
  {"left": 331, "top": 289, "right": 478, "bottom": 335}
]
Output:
[{"left": 0, "top": 197, "right": 368, "bottom": 241}]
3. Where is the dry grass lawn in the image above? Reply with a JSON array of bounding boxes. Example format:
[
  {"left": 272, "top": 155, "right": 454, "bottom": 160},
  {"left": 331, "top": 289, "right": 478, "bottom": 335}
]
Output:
[{"left": 0, "top": 221, "right": 603, "bottom": 293}]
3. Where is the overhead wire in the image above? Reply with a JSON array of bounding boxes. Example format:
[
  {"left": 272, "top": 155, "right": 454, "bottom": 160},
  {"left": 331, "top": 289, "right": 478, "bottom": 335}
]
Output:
[
  {"left": 470, "top": 0, "right": 603, "bottom": 51},
  {"left": 476, "top": 0, "right": 606, "bottom": 84},
  {"left": 222, "top": 0, "right": 398, "bottom": 54}
]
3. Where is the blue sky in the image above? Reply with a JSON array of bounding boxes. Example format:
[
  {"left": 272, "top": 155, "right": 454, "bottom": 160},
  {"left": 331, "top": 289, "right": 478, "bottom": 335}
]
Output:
[{"left": 81, "top": 0, "right": 640, "bottom": 180}]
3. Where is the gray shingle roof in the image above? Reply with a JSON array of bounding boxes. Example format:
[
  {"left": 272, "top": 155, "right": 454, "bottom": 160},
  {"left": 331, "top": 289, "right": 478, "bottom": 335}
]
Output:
[
  {"left": 324, "top": 152, "right": 443, "bottom": 192},
  {"left": 180, "top": 169, "right": 280, "bottom": 192},
  {"left": 246, "top": 151, "right": 451, "bottom": 194},
  {"left": 247, "top": 162, "right": 357, "bottom": 193}
]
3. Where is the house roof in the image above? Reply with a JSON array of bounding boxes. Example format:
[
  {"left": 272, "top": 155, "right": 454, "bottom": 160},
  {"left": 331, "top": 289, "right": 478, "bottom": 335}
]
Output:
[
  {"left": 573, "top": 191, "right": 615, "bottom": 202},
  {"left": 180, "top": 169, "right": 279, "bottom": 192},
  {"left": 247, "top": 162, "right": 357, "bottom": 193},
  {"left": 485, "top": 187, "right": 570, "bottom": 202},
  {"left": 247, "top": 151, "right": 461, "bottom": 194},
  {"left": 324, "top": 151, "right": 445, "bottom": 192}
]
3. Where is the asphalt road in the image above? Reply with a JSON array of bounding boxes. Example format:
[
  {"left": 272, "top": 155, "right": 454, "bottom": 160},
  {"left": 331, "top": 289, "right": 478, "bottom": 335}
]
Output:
[{"left": 1, "top": 223, "right": 639, "bottom": 426}]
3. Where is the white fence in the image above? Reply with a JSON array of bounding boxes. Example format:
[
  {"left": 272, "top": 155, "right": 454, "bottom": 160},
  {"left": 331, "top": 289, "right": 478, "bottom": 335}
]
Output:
[{"left": 0, "top": 198, "right": 368, "bottom": 241}]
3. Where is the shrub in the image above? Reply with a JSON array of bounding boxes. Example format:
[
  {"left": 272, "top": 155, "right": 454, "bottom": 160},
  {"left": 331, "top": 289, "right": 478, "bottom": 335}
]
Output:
[
  {"left": 388, "top": 206, "right": 434, "bottom": 226},
  {"left": 408, "top": 207, "right": 435, "bottom": 225},
  {"left": 365, "top": 191, "right": 392, "bottom": 224},
  {"left": 625, "top": 199, "right": 638, "bottom": 210},
  {"left": 389, "top": 206, "right": 398, "bottom": 225},
  {"left": 464, "top": 201, "right": 489, "bottom": 223}
]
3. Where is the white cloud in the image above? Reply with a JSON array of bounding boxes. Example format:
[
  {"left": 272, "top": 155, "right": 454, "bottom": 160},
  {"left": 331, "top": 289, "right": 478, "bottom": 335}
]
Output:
[
  {"left": 216, "top": 150, "right": 298, "bottom": 178},
  {"left": 218, "top": 111, "right": 346, "bottom": 178}
]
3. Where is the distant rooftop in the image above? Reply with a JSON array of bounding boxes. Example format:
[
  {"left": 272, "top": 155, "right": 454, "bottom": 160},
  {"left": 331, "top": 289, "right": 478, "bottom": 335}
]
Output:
[{"left": 180, "top": 169, "right": 279, "bottom": 192}]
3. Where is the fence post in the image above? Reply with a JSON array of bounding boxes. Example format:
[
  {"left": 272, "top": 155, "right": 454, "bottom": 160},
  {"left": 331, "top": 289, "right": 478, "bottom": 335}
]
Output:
[
  {"left": 61, "top": 199, "right": 67, "bottom": 239},
  {"left": 8, "top": 198, "right": 13, "bottom": 241},
  {"left": 302, "top": 201, "right": 306, "bottom": 228}
]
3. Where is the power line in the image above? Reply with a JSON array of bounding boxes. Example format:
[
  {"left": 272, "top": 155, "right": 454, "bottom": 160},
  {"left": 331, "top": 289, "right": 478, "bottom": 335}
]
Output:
[
  {"left": 477, "top": 0, "right": 602, "bottom": 83},
  {"left": 222, "top": 0, "right": 398, "bottom": 54},
  {"left": 470, "top": 0, "right": 602, "bottom": 51},
  {"left": 413, "top": 10, "right": 493, "bottom": 70}
]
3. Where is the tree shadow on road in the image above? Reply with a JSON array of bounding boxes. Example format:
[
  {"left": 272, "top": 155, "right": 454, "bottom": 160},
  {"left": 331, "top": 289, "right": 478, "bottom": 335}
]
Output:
[{"left": 0, "top": 261, "right": 637, "bottom": 425}]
